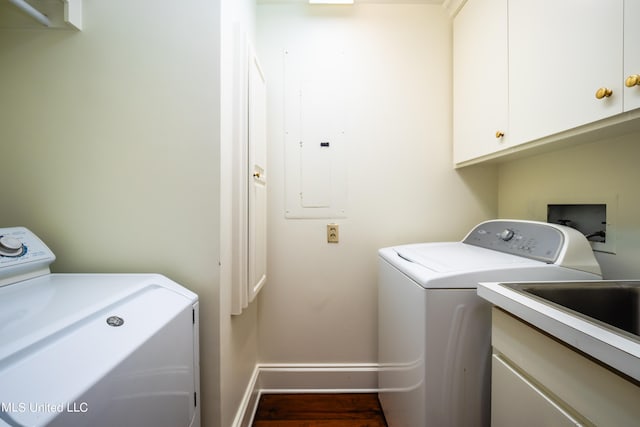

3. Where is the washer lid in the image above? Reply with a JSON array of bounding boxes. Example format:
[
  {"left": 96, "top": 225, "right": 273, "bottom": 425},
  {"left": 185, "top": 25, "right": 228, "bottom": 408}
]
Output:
[
  {"left": 394, "top": 242, "right": 541, "bottom": 273},
  {"left": 378, "top": 242, "right": 576, "bottom": 289}
]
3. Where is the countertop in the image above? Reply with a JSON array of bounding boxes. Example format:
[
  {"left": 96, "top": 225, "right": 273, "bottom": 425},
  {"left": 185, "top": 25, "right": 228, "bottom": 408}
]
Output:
[{"left": 477, "top": 281, "right": 640, "bottom": 382}]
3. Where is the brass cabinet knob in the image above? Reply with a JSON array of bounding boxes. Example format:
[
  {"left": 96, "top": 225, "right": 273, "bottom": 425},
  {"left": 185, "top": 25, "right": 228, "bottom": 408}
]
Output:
[
  {"left": 495, "top": 131, "right": 505, "bottom": 138},
  {"left": 253, "top": 172, "right": 261, "bottom": 179},
  {"left": 626, "top": 74, "right": 640, "bottom": 88},
  {"left": 595, "top": 87, "right": 613, "bottom": 99}
]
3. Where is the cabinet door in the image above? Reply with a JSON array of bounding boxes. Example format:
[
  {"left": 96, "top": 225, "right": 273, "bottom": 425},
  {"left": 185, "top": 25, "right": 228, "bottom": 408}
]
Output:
[
  {"left": 248, "top": 51, "right": 267, "bottom": 303},
  {"left": 509, "top": 0, "right": 623, "bottom": 144},
  {"left": 492, "top": 355, "right": 588, "bottom": 427},
  {"left": 624, "top": 0, "right": 640, "bottom": 111},
  {"left": 453, "top": 0, "right": 508, "bottom": 164}
]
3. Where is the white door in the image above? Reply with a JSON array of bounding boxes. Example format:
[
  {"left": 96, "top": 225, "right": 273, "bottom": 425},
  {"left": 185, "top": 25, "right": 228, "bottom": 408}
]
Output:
[{"left": 248, "top": 50, "right": 267, "bottom": 303}]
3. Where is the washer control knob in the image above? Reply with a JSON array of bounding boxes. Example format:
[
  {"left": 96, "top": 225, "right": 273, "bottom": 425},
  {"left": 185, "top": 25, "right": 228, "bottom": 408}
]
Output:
[
  {"left": 0, "top": 235, "right": 25, "bottom": 257},
  {"left": 499, "top": 229, "right": 515, "bottom": 241}
]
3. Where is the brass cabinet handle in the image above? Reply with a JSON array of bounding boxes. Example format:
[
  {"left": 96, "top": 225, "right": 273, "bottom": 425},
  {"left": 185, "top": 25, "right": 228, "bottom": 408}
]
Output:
[
  {"left": 495, "top": 131, "right": 505, "bottom": 138},
  {"left": 626, "top": 74, "right": 640, "bottom": 88},
  {"left": 595, "top": 87, "right": 613, "bottom": 99},
  {"left": 253, "top": 172, "right": 261, "bottom": 179}
]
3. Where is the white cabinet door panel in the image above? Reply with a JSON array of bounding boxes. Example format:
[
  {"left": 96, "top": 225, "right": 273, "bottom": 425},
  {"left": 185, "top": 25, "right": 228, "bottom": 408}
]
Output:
[
  {"left": 248, "top": 51, "right": 267, "bottom": 303},
  {"left": 624, "top": 0, "right": 640, "bottom": 111},
  {"left": 509, "top": 0, "right": 623, "bottom": 144},
  {"left": 491, "top": 355, "right": 587, "bottom": 427},
  {"left": 453, "top": 0, "right": 508, "bottom": 164}
]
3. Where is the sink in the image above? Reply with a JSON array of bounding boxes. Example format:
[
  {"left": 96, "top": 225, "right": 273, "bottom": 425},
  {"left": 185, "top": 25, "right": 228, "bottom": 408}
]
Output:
[{"left": 505, "top": 281, "right": 640, "bottom": 341}]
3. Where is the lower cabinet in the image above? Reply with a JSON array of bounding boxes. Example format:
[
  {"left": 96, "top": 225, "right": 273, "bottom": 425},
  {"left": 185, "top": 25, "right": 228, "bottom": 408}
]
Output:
[
  {"left": 490, "top": 308, "right": 640, "bottom": 427},
  {"left": 492, "top": 355, "right": 587, "bottom": 426}
]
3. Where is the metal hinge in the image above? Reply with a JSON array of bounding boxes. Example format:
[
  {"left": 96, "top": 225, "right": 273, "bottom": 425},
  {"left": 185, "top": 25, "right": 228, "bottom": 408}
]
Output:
[{"left": 194, "top": 391, "right": 197, "bottom": 407}]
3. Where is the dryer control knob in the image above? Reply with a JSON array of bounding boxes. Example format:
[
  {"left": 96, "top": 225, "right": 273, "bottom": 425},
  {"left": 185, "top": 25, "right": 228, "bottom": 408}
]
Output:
[
  {"left": 0, "top": 235, "right": 25, "bottom": 256},
  {"left": 499, "top": 229, "right": 515, "bottom": 241}
]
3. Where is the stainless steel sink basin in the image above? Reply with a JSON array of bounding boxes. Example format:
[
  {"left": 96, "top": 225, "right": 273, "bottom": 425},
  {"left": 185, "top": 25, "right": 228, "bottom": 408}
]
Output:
[{"left": 505, "top": 281, "right": 640, "bottom": 341}]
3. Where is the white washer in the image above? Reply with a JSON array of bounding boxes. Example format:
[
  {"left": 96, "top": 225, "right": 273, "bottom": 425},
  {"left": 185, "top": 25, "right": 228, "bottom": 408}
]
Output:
[
  {"left": 0, "top": 227, "right": 200, "bottom": 427},
  {"left": 378, "top": 219, "right": 602, "bottom": 427}
]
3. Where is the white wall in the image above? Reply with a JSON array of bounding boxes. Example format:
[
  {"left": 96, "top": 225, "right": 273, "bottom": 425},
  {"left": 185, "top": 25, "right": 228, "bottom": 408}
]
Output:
[
  {"left": 256, "top": 3, "right": 497, "bottom": 366},
  {"left": 498, "top": 131, "right": 640, "bottom": 280},
  {"left": 0, "top": 1, "right": 222, "bottom": 426}
]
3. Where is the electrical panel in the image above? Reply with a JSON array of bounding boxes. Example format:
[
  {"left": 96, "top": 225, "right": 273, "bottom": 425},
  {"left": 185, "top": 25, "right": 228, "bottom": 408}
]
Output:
[{"left": 283, "top": 47, "right": 348, "bottom": 219}]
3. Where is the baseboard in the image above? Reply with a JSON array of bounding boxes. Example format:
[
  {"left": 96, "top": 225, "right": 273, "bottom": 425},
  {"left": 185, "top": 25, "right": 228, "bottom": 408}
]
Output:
[
  {"left": 232, "top": 363, "right": 379, "bottom": 427},
  {"left": 232, "top": 365, "right": 261, "bottom": 427}
]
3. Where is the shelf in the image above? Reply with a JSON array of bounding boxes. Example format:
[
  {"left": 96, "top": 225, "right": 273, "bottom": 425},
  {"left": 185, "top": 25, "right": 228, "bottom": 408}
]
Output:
[{"left": 0, "top": 0, "right": 82, "bottom": 30}]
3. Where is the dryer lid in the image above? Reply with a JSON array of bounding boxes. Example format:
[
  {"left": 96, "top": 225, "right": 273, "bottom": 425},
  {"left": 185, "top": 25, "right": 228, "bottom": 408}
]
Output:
[
  {"left": 0, "top": 273, "right": 196, "bottom": 363},
  {"left": 0, "top": 273, "right": 198, "bottom": 427}
]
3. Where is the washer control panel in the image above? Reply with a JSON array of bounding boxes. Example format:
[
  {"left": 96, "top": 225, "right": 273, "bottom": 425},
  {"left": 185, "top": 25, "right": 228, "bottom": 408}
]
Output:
[
  {"left": 0, "top": 227, "right": 55, "bottom": 286},
  {"left": 463, "top": 220, "right": 564, "bottom": 263}
]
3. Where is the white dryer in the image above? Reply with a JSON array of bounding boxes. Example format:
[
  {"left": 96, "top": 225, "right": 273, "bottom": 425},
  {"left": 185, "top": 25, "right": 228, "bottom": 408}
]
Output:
[
  {"left": 378, "top": 220, "right": 601, "bottom": 427},
  {"left": 0, "top": 227, "right": 200, "bottom": 427}
]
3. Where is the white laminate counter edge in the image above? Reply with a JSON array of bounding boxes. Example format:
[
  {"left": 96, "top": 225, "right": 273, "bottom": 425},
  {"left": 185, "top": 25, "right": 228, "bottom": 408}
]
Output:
[{"left": 477, "top": 282, "right": 640, "bottom": 382}]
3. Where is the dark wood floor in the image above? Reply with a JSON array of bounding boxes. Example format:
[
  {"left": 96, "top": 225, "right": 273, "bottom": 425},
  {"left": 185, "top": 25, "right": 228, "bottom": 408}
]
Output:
[{"left": 252, "top": 393, "right": 388, "bottom": 427}]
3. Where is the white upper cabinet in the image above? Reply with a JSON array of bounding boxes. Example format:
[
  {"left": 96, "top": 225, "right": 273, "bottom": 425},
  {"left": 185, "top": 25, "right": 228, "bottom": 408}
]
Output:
[
  {"left": 509, "top": 0, "right": 624, "bottom": 145},
  {"left": 624, "top": 0, "right": 640, "bottom": 111},
  {"left": 453, "top": 0, "right": 640, "bottom": 166},
  {"left": 453, "top": 0, "right": 508, "bottom": 164}
]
